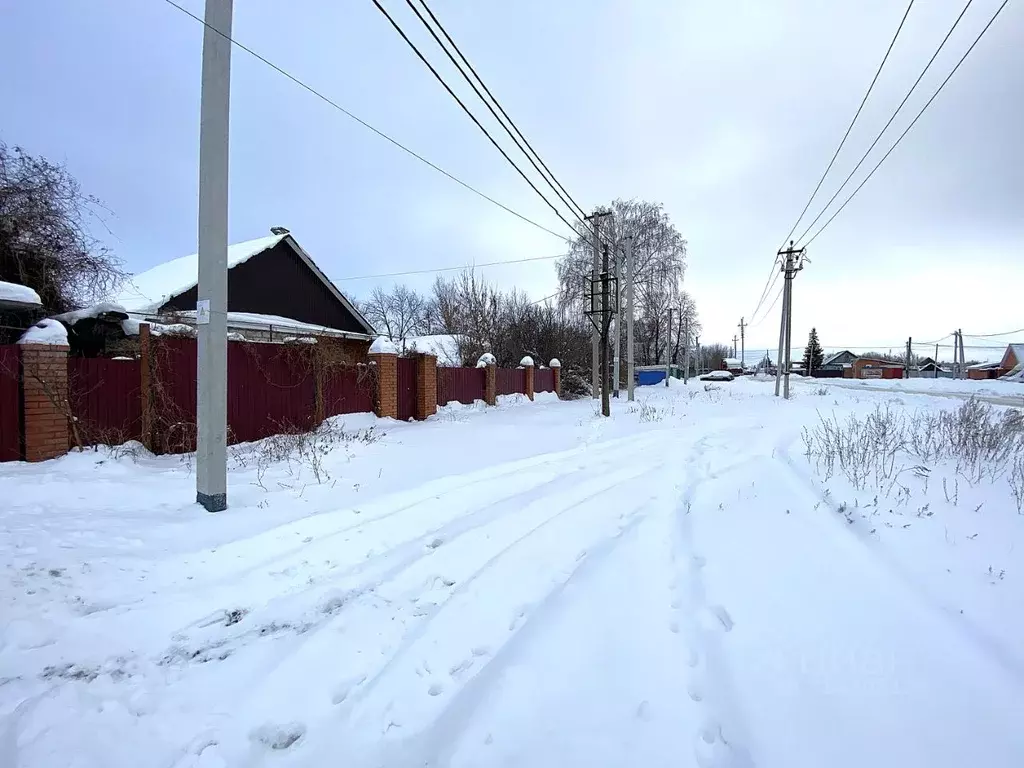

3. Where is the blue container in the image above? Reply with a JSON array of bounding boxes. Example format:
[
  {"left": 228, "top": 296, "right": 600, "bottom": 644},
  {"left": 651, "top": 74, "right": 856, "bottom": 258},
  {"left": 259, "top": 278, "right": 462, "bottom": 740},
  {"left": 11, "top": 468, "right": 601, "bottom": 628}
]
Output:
[{"left": 637, "top": 369, "right": 666, "bottom": 386}]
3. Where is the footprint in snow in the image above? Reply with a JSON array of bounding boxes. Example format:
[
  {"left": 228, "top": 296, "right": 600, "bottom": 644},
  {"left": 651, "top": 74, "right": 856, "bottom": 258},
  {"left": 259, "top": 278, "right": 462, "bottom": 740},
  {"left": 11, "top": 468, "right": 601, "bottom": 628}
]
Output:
[
  {"left": 250, "top": 722, "right": 305, "bottom": 751},
  {"left": 427, "top": 682, "right": 445, "bottom": 696},
  {"left": 709, "top": 605, "right": 733, "bottom": 632}
]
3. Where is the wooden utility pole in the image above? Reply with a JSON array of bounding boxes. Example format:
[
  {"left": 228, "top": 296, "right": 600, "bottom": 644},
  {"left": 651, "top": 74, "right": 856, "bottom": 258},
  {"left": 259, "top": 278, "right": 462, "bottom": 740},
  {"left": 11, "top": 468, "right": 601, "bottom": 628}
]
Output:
[
  {"left": 905, "top": 337, "right": 912, "bottom": 378},
  {"left": 732, "top": 335, "right": 739, "bottom": 359},
  {"left": 935, "top": 342, "right": 940, "bottom": 379}
]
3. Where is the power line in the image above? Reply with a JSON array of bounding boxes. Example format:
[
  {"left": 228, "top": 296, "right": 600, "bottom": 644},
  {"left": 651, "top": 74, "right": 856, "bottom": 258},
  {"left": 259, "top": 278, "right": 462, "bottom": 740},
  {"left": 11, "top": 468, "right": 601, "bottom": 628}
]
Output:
[
  {"left": 371, "top": 0, "right": 587, "bottom": 238},
  {"left": 335, "top": 253, "right": 563, "bottom": 281},
  {"left": 405, "top": 0, "right": 590, "bottom": 224},
  {"left": 803, "top": 0, "right": 1011, "bottom": 247},
  {"left": 159, "top": 0, "right": 574, "bottom": 243},
  {"left": 795, "top": 0, "right": 975, "bottom": 246},
  {"left": 750, "top": 281, "right": 784, "bottom": 328},
  {"left": 747, "top": 258, "right": 781, "bottom": 326},
  {"left": 963, "top": 327, "right": 1024, "bottom": 338},
  {"left": 779, "top": 0, "right": 916, "bottom": 248}
]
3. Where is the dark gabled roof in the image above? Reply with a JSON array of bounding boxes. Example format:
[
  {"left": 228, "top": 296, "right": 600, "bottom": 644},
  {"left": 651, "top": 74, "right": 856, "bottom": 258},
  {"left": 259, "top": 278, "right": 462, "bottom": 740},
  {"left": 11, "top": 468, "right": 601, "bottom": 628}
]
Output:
[{"left": 114, "top": 232, "right": 375, "bottom": 336}]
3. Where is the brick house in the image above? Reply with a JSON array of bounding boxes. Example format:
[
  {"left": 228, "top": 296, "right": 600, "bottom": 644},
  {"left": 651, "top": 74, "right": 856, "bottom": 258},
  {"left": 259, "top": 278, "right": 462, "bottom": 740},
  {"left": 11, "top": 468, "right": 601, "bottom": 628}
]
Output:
[{"left": 844, "top": 356, "right": 905, "bottom": 379}]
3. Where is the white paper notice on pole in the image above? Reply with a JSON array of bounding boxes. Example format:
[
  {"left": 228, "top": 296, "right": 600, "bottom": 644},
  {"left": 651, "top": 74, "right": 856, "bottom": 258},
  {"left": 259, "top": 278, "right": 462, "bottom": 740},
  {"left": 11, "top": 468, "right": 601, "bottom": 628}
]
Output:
[{"left": 196, "top": 299, "right": 211, "bottom": 325}]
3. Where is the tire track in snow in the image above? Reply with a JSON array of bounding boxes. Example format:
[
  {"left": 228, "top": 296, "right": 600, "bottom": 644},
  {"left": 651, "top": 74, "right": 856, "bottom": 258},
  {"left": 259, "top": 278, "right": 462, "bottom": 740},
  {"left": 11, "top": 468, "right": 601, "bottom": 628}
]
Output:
[
  {"left": 311, "top": 462, "right": 668, "bottom": 762},
  {"left": 176, "top": 458, "right": 666, "bottom": 763},
  {"left": 671, "top": 437, "right": 756, "bottom": 768}
]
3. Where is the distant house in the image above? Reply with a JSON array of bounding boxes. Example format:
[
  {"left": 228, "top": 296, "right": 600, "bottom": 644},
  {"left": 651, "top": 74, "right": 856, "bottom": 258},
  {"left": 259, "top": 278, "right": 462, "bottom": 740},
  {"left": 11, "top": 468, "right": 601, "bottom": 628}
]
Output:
[
  {"left": 968, "top": 362, "right": 1003, "bottom": 380},
  {"left": 821, "top": 350, "right": 857, "bottom": 370},
  {"left": 968, "top": 345, "right": 1024, "bottom": 381},
  {"left": 845, "top": 355, "right": 904, "bottom": 379},
  {"left": 114, "top": 228, "right": 376, "bottom": 359},
  {"left": 722, "top": 357, "right": 744, "bottom": 374}
]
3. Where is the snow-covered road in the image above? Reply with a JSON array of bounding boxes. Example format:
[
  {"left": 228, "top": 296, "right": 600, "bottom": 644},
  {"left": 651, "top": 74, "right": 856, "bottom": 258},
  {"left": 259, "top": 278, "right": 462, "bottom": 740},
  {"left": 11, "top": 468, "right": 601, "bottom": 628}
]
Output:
[{"left": 3, "top": 383, "right": 1023, "bottom": 767}]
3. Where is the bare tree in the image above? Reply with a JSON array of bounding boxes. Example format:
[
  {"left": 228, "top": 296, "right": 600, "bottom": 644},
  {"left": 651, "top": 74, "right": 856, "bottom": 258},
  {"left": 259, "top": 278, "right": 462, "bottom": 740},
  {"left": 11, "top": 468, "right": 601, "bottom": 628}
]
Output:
[
  {"left": 0, "top": 142, "right": 123, "bottom": 312},
  {"left": 358, "top": 284, "right": 426, "bottom": 349},
  {"left": 556, "top": 199, "right": 691, "bottom": 366}
]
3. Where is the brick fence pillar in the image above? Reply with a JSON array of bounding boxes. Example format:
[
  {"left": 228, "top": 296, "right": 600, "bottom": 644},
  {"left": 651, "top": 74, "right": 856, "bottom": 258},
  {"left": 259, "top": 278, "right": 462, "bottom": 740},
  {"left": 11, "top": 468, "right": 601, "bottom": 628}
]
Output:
[
  {"left": 20, "top": 344, "right": 71, "bottom": 462},
  {"left": 484, "top": 363, "right": 496, "bottom": 406},
  {"left": 415, "top": 353, "right": 437, "bottom": 420},
  {"left": 139, "top": 323, "right": 155, "bottom": 451},
  {"left": 523, "top": 360, "right": 535, "bottom": 401},
  {"left": 550, "top": 359, "right": 562, "bottom": 399},
  {"left": 370, "top": 352, "right": 398, "bottom": 419}
]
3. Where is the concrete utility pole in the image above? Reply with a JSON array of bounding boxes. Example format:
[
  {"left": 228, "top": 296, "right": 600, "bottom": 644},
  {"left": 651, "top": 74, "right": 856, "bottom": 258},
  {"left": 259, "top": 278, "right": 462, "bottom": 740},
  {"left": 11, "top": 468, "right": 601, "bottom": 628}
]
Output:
[
  {"left": 695, "top": 335, "right": 701, "bottom": 376},
  {"left": 665, "top": 308, "right": 673, "bottom": 386},
  {"left": 600, "top": 244, "right": 612, "bottom": 417},
  {"left": 195, "top": 0, "right": 233, "bottom": 513},
  {"left": 732, "top": 334, "right": 739, "bottom": 359},
  {"left": 626, "top": 236, "right": 635, "bottom": 401},
  {"left": 958, "top": 328, "right": 966, "bottom": 379},
  {"left": 613, "top": 243, "right": 621, "bottom": 398},
  {"left": 775, "top": 241, "right": 806, "bottom": 400},
  {"left": 935, "top": 342, "right": 940, "bottom": 379},
  {"left": 738, "top": 317, "right": 746, "bottom": 372},
  {"left": 683, "top": 316, "right": 690, "bottom": 384},
  {"left": 585, "top": 211, "right": 611, "bottom": 399}
]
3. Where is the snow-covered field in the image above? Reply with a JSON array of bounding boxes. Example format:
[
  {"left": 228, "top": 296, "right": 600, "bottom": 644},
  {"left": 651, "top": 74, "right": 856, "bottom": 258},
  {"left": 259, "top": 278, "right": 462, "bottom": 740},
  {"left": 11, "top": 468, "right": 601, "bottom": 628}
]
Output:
[
  {"left": 799, "top": 373, "right": 1024, "bottom": 405},
  {"left": 3, "top": 381, "right": 1023, "bottom": 767}
]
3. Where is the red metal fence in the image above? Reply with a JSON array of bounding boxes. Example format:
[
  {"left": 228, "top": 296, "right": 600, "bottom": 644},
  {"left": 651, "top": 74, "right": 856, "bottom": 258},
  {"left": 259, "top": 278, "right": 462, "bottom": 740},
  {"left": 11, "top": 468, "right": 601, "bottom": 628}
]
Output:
[
  {"left": 227, "top": 342, "right": 316, "bottom": 443},
  {"left": 0, "top": 345, "right": 20, "bottom": 462},
  {"left": 323, "top": 364, "right": 374, "bottom": 418},
  {"left": 496, "top": 368, "right": 526, "bottom": 396},
  {"left": 68, "top": 358, "right": 142, "bottom": 446},
  {"left": 437, "top": 367, "right": 486, "bottom": 406},
  {"left": 153, "top": 337, "right": 198, "bottom": 453},
  {"left": 396, "top": 357, "right": 417, "bottom": 420},
  {"left": 534, "top": 368, "right": 555, "bottom": 393}
]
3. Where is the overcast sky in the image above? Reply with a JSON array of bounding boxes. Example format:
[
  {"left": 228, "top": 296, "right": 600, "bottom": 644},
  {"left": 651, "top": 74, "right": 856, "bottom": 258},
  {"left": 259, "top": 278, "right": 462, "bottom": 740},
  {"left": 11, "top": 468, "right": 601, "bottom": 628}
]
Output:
[{"left": 3, "top": 0, "right": 1021, "bottom": 361}]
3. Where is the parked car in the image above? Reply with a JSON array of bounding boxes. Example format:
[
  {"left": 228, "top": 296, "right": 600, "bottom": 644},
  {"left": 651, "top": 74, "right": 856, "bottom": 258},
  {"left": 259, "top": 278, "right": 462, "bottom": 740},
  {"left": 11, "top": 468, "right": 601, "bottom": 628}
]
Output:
[{"left": 700, "top": 370, "right": 734, "bottom": 382}]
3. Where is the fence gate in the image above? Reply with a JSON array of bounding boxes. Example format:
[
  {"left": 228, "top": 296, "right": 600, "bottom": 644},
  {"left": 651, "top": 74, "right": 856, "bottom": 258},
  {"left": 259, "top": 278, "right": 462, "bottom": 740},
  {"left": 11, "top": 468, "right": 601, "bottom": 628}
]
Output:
[
  {"left": 0, "top": 345, "right": 20, "bottom": 462},
  {"left": 396, "top": 357, "right": 417, "bottom": 420}
]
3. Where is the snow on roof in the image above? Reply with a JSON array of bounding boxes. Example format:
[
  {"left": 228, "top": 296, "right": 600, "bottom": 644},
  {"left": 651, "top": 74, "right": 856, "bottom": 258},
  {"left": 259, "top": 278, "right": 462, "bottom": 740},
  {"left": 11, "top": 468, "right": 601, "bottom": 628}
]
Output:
[
  {"left": 114, "top": 234, "right": 287, "bottom": 312},
  {"left": 724, "top": 358, "right": 742, "bottom": 367},
  {"left": 52, "top": 302, "right": 128, "bottom": 325},
  {"left": 18, "top": 318, "right": 68, "bottom": 345},
  {"left": 967, "top": 361, "right": 1002, "bottom": 370},
  {"left": 822, "top": 350, "right": 854, "bottom": 367},
  {"left": 369, "top": 337, "right": 399, "bottom": 354},
  {"left": 169, "top": 311, "right": 370, "bottom": 339},
  {"left": 0, "top": 280, "right": 42, "bottom": 307},
  {"left": 405, "top": 334, "right": 461, "bottom": 365}
]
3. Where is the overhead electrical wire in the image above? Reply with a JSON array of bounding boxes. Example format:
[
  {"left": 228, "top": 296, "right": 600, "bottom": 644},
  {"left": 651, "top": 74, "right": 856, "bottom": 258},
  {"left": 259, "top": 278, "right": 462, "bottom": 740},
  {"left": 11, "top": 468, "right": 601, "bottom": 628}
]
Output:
[
  {"left": 159, "top": 0, "right": 575, "bottom": 243},
  {"left": 335, "top": 253, "right": 563, "bottom": 281},
  {"left": 779, "top": 0, "right": 917, "bottom": 249},
  {"left": 801, "top": 0, "right": 1011, "bottom": 247},
  {"left": 794, "top": 0, "right": 976, "bottom": 246},
  {"left": 371, "top": 0, "right": 590, "bottom": 240},
  {"left": 749, "top": 0, "right": 916, "bottom": 327},
  {"left": 963, "top": 327, "right": 1024, "bottom": 338},
  {"left": 404, "top": 0, "right": 591, "bottom": 224}
]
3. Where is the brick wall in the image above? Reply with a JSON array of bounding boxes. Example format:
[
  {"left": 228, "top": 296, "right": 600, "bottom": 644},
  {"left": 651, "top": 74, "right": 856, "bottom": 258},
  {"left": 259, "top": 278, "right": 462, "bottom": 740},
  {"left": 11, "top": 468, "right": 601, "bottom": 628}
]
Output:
[
  {"left": 20, "top": 344, "right": 70, "bottom": 462},
  {"left": 524, "top": 363, "right": 535, "bottom": 401},
  {"left": 484, "top": 363, "right": 496, "bottom": 406},
  {"left": 553, "top": 365, "right": 562, "bottom": 398},
  {"left": 416, "top": 354, "right": 437, "bottom": 420},
  {"left": 371, "top": 352, "right": 398, "bottom": 419}
]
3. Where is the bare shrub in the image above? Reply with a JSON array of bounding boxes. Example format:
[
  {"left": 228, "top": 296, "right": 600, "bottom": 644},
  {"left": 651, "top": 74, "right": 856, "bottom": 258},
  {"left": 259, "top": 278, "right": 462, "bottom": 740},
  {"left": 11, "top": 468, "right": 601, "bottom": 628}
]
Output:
[{"left": 804, "top": 399, "right": 1024, "bottom": 497}]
